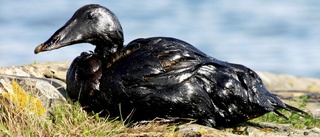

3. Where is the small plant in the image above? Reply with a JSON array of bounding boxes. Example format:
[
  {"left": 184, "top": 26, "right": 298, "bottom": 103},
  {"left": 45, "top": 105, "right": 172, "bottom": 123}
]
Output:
[
  {"left": 48, "top": 101, "right": 127, "bottom": 136},
  {"left": 0, "top": 81, "right": 46, "bottom": 116}
]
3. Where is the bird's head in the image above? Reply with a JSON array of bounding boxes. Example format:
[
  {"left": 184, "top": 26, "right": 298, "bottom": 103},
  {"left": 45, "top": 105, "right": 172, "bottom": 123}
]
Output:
[{"left": 34, "top": 4, "right": 124, "bottom": 55}]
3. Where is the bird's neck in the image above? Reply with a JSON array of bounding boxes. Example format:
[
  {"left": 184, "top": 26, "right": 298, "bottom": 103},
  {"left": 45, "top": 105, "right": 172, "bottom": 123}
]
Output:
[
  {"left": 92, "top": 31, "right": 124, "bottom": 59},
  {"left": 94, "top": 43, "right": 123, "bottom": 60}
]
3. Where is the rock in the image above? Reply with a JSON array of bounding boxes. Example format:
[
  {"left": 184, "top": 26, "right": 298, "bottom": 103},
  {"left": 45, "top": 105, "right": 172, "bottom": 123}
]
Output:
[
  {"left": 257, "top": 72, "right": 320, "bottom": 93},
  {"left": 0, "top": 62, "right": 70, "bottom": 82},
  {"left": 175, "top": 124, "right": 246, "bottom": 137},
  {"left": 120, "top": 123, "right": 320, "bottom": 137},
  {"left": 257, "top": 72, "right": 320, "bottom": 117},
  {"left": 0, "top": 62, "right": 68, "bottom": 116},
  {"left": 242, "top": 122, "right": 320, "bottom": 137},
  {"left": 176, "top": 123, "right": 320, "bottom": 137}
]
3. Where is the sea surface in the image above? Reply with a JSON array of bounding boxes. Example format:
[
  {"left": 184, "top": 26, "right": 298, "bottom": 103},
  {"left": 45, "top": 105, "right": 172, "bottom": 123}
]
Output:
[{"left": 0, "top": 0, "right": 319, "bottom": 78}]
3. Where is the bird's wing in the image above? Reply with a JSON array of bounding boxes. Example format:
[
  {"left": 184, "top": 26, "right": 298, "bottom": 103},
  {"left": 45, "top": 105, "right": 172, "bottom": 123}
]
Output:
[
  {"left": 66, "top": 52, "right": 102, "bottom": 103},
  {"left": 104, "top": 38, "right": 196, "bottom": 86},
  {"left": 101, "top": 37, "right": 296, "bottom": 127}
]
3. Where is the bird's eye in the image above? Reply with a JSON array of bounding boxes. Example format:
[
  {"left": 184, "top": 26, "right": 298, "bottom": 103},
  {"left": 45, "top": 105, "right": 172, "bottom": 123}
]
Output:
[{"left": 87, "top": 13, "right": 95, "bottom": 19}]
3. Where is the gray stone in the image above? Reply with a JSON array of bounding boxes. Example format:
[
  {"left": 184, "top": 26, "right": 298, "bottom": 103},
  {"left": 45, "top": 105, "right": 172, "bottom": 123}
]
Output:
[
  {"left": 0, "top": 62, "right": 70, "bottom": 82},
  {"left": 0, "top": 62, "right": 68, "bottom": 116},
  {"left": 257, "top": 72, "right": 320, "bottom": 93}
]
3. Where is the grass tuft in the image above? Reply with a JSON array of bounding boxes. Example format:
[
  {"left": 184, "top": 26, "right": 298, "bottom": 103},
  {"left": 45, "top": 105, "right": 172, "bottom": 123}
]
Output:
[
  {"left": 1, "top": 81, "right": 46, "bottom": 116},
  {"left": 0, "top": 96, "right": 127, "bottom": 136},
  {"left": 0, "top": 94, "right": 173, "bottom": 136}
]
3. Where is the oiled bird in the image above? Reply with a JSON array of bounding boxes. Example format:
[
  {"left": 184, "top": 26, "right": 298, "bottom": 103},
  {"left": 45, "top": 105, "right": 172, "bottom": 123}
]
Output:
[{"left": 34, "top": 4, "right": 306, "bottom": 128}]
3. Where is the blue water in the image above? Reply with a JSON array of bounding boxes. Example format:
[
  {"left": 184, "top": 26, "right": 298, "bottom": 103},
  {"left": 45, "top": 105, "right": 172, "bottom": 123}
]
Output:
[{"left": 0, "top": 0, "right": 319, "bottom": 78}]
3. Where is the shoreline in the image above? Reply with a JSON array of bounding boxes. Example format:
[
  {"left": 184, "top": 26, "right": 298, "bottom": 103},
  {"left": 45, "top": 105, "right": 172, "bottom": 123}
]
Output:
[{"left": 1, "top": 62, "right": 319, "bottom": 136}]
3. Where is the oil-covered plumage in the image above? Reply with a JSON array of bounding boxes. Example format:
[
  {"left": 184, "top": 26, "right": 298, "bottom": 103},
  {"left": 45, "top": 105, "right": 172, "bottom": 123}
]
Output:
[{"left": 34, "top": 4, "right": 306, "bottom": 127}]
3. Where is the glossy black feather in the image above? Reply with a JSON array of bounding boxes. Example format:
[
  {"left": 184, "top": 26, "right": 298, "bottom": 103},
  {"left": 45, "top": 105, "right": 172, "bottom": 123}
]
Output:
[
  {"left": 35, "top": 4, "right": 307, "bottom": 128},
  {"left": 66, "top": 37, "right": 290, "bottom": 127}
]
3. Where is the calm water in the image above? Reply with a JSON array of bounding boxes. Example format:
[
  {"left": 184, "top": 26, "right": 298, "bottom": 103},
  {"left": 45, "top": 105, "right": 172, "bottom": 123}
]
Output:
[{"left": 0, "top": 0, "right": 319, "bottom": 78}]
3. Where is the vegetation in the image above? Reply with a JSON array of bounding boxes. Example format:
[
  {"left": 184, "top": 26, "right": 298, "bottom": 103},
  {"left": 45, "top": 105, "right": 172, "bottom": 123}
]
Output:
[
  {"left": 0, "top": 81, "right": 173, "bottom": 136},
  {"left": 1, "top": 81, "right": 46, "bottom": 116},
  {"left": 0, "top": 80, "right": 319, "bottom": 136},
  {"left": 0, "top": 97, "right": 176, "bottom": 136}
]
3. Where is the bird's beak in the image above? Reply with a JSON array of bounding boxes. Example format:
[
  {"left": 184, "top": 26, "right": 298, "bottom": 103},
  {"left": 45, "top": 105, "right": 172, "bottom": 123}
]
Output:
[
  {"left": 34, "top": 35, "right": 62, "bottom": 54},
  {"left": 34, "top": 19, "right": 80, "bottom": 54},
  {"left": 34, "top": 44, "right": 45, "bottom": 54}
]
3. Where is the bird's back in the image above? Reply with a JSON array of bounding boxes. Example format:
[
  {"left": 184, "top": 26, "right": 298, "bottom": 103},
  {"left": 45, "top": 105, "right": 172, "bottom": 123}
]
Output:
[{"left": 97, "top": 37, "right": 287, "bottom": 127}]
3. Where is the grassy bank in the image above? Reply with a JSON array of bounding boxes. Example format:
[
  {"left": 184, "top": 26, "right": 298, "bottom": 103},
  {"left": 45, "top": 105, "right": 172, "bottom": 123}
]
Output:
[
  {"left": 0, "top": 98, "right": 176, "bottom": 136},
  {"left": 0, "top": 98, "right": 119, "bottom": 136},
  {"left": 0, "top": 82, "right": 319, "bottom": 136},
  {"left": 0, "top": 80, "right": 174, "bottom": 136}
]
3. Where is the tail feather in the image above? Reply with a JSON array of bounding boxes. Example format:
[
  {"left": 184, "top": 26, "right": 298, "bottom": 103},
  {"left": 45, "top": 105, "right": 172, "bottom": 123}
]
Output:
[
  {"left": 284, "top": 103, "right": 310, "bottom": 117},
  {"left": 274, "top": 110, "right": 289, "bottom": 120},
  {"left": 273, "top": 103, "right": 310, "bottom": 121},
  {"left": 274, "top": 103, "right": 310, "bottom": 119}
]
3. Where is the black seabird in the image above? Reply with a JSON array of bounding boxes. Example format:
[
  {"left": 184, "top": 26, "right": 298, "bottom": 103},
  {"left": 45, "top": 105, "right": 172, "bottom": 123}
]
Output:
[{"left": 34, "top": 4, "right": 306, "bottom": 128}]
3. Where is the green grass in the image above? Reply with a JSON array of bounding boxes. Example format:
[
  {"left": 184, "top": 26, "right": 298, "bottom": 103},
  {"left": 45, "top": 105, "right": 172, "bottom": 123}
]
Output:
[
  {"left": 251, "top": 95, "right": 320, "bottom": 128},
  {"left": 0, "top": 97, "right": 174, "bottom": 136},
  {"left": 2, "top": 97, "right": 318, "bottom": 137},
  {"left": 0, "top": 80, "right": 175, "bottom": 136},
  {"left": 48, "top": 102, "right": 127, "bottom": 136},
  {"left": 0, "top": 100, "right": 175, "bottom": 136},
  {"left": 0, "top": 98, "right": 120, "bottom": 136}
]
